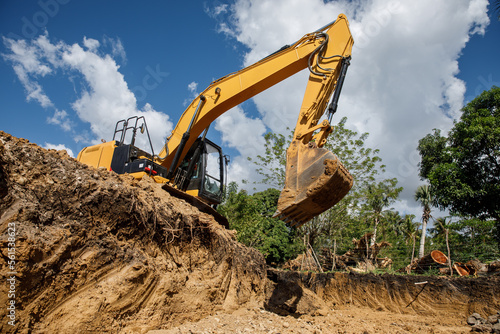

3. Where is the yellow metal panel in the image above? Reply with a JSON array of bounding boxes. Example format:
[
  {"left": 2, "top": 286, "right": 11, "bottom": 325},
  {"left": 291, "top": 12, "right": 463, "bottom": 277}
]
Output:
[
  {"left": 186, "top": 189, "right": 199, "bottom": 197},
  {"left": 294, "top": 14, "right": 354, "bottom": 144},
  {"left": 77, "top": 141, "right": 116, "bottom": 169}
]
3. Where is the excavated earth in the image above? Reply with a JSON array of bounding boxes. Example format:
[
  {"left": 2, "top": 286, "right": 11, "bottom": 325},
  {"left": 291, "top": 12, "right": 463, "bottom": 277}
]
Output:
[{"left": 0, "top": 131, "right": 499, "bottom": 334}]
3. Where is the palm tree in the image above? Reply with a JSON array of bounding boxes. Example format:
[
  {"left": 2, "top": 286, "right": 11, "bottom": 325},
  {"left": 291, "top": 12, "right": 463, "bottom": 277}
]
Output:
[
  {"left": 382, "top": 210, "right": 401, "bottom": 241},
  {"left": 400, "top": 214, "right": 419, "bottom": 265},
  {"left": 435, "top": 217, "right": 453, "bottom": 275},
  {"left": 365, "top": 183, "right": 390, "bottom": 246},
  {"left": 415, "top": 185, "right": 433, "bottom": 259},
  {"left": 495, "top": 0, "right": 500, "bottom": 20}
]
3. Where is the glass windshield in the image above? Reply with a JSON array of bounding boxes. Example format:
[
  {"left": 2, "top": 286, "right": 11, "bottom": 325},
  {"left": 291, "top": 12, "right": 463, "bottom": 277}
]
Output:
[{"left": 204, "top": 143, "right": 222, "bottom": 196}]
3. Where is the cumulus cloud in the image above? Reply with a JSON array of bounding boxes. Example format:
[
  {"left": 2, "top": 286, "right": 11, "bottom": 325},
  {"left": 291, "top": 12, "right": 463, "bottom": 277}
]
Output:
[
  {"left": 2, "top": 32, "right": 172, "bottom": 154},
  {"left": 215, "top": 105, "right": 267, "bottom": 158},
  {"left": 43, "top": 143, "right": 74, "bottom": 158},
  {"left": 2, "top": 36, "right": 54, "bottom": 107},
  {"left": 47, "top": 109, "right": 72, "bottom": 131},
  {"left": 208, "top": 0, "right": 489, "bottom": 215}
]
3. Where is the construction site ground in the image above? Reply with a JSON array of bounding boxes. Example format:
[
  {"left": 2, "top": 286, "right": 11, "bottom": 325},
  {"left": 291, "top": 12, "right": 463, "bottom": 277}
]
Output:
[{"left": 0, "top": 131, "right": 499, "bottom": 334}]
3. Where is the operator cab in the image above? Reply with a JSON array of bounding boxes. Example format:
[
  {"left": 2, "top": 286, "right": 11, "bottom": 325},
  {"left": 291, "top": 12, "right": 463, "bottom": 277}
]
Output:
[
  {"left": 113, "top": 116, "right": 228, "bottom": 206},
  {"left": 78, "top": 116, "right": 228, "bottom": 207},
  {"left": 174, "top": 138, "right": 226, "bottom": 206}
]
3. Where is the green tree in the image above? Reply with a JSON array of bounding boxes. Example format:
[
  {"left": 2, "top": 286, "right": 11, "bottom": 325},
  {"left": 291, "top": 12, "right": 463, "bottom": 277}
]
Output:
[
  {"left": 362, "top": 179, "right": 402, "bottom": 246},
  {"left": 251, "top": 117, "right": 392, "bottom": 253},
  {"left": 434, "top": 217, "right": 453, "bottom": 274},
  {"left": 382, "top": 210, "right": 401, "bottom": 242},
  {"left": 304, "top": 117, "right": 390, "bottom": 251},
  {"left": 441, "top": 217, "right": 500, "bottom": 263},
  {"left": 252, "top": 131, "right": 290, "bottom": 188},
  {"left": 324, "top": 117, "right": 386, "bottom": 187},
  {"left": 417, "top": 86, "right": 500, "bottom": 249},
  {"left": 399, "top": 214, "right": 419, "bottom": 265},
  {"left": 218, "top": 183, "right": 303, "bottom": 264},
  {"left": 414, "top": 185, "right": 433, "bottom": 258},
  {"left": 251, "top": 117, "right": 386, "bottom": 191}
]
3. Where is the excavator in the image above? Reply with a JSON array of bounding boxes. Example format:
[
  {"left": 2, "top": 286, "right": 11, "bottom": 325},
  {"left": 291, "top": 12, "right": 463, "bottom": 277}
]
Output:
[{"left": 77, "top": 14, "right": 354, "bottom": 228}]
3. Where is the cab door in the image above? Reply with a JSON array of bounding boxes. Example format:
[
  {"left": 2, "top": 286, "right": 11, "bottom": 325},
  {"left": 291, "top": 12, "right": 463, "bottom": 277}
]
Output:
[
  {"left": 182, "top": 138, "right": 224, "bottom": 205},
  {"left": 198, "top": 140, "right": 224, "bottom": 205}
]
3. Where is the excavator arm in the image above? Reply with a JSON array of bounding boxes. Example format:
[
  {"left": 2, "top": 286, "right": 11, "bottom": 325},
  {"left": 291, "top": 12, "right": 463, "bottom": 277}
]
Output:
[{"left": 158, "top": 14, "right": 354, "bottom": 227}]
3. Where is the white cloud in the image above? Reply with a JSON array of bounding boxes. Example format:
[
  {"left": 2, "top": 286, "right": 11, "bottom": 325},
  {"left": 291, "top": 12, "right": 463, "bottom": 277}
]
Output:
[
  {"left": 83, "top": 37, "right": 99, "bottom": 51},
  {"left": 183, "top": 81, "right": 200, "bottom": 107},
  {"left": 209, "top": 0, "right": 489, "bottom": 216},
  {"left": 215, "top": 105, "right": 267, "bottom": 158},
  {"left": 43, "top": 143, "right": 74, "bottom": 158},
  {"left": 47, "top": 109, "right": 72, "bottom": 131},
  {"left": 3, "top": 36, "right": 54, "bottom": 107},
  {"left": 2, "top": 32, "right": 173, "bottom": 154},
  {"left": 187, "top": 81, "right": 198, "bottom": 94},
  {"left": 205, "top": 3, "right": 229, "bottom": 17},
  {"left": 103, "top": 36, "right": 127, "bottom": 64}
]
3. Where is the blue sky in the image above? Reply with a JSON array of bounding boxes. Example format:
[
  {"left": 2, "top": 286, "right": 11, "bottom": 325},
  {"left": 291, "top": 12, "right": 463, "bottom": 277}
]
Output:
[{"left": 1, "top": 0, "right": 499, "bottom": 217}]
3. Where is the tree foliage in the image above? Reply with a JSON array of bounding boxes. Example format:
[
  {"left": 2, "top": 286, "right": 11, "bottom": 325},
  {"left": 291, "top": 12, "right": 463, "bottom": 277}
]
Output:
[
  {"left": 218, "top": 183, "right": 303, "bottom": 264},
  {"left": 417, "top": 86, "right": 500, "bottom": 246},
  {"left": 248, "top": 116, "right": 400, "bottom": 253},
  {"left": 220, "top": 86, "right": 500, "bottom": 270},
  {"left": 429, "top": 217, "right": 499, "bottom": 263},
  {"left": 414, "top": 185, "right": 433, "bottom": 258},
  {"left": 251, "top": 131, "right": 290, "bottom": 188},
  {"left": 324, "top": 117, "right": 385, "bottom": 188},
  {"left": 361, "top": 179, "right": 402, "bottom": 245}
]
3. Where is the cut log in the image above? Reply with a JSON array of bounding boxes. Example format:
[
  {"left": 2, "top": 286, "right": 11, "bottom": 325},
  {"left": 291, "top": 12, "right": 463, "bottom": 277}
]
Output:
[
  {"left": 429, "top": 250, "right": 448, "bottom": 264},
  {"left": 453, "top": 260, "right": 491, "bottom": 277},
  {"left": 416, "top": 250, "right": 447, "bottom": 271},
  {"left": 454, "top": 262, "right": 470, "bottom": 276},
  {"left": 406, "top": 250, "right": 448, "bottom": 274}
]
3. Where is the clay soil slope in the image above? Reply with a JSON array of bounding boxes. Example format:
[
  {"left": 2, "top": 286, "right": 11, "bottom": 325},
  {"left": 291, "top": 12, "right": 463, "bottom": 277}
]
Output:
[
  {"left": 0, "top": 131, "right": 499, "bottom": 334},
  {"left": 0, "top": 132, "right": 266, "bottom": 333}
]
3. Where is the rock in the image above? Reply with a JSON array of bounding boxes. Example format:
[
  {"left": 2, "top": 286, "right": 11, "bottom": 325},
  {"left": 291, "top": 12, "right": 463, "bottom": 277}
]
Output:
[
  {"left": 492, "top": 322, "right": 500, "bottom": 334},
  {"left": 488, "top": 314, "right": 499, "bottom": 324},
  {"left": 471, "top": 324, "right": 493, "bottom": 332},
  {"left": 470, "top": 313, "right": 487, "bottom": 325}
]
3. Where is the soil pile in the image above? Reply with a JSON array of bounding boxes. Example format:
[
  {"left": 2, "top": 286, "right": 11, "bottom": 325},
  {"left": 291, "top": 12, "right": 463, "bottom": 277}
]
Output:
[
  {"left": 0, "top": 131, "right": 499, "bottom": 334},
  {"left": 0, "top": 132, "right": 266, "bottom": 333}
]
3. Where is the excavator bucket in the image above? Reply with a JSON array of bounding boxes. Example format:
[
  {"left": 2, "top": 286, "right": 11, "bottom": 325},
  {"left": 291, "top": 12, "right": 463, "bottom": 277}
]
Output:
[{"left": 273, "top": 140, "right": 353, "bottom": 228}]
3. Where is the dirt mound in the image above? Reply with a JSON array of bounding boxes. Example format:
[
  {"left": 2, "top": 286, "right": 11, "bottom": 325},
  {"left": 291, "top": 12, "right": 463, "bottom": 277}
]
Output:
[
  {"left": 1, "top": 131, "right": 499, "bottom": 334},
  {"left": 0, "top": 132, "right": 266, "bottom": 333}
]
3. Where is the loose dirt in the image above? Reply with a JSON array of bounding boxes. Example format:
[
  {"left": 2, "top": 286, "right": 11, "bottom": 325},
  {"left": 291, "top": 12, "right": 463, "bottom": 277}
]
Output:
[{"left": 0, "top": 131, "right": 498, "bottom": 334}]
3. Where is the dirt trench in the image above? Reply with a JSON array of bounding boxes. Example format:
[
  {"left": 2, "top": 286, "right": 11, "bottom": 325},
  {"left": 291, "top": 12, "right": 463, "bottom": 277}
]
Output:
[{"left": 0, "top": 131, "right": 498, "bottom": 334}]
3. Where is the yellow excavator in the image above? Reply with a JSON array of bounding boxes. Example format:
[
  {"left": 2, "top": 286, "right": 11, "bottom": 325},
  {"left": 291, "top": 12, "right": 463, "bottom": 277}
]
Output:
[{"left": 77, "top": 14, "right": 354, "bottom": 228}]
